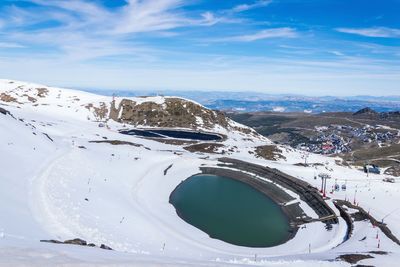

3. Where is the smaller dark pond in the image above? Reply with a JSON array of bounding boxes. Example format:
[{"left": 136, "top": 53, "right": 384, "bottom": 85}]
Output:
[{"left": 120, "top": 129, "right": 222, "bottom": 141}]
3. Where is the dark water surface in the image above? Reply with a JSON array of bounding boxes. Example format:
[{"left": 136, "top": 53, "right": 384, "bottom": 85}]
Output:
[
  {"left": 120, "top": 129, "right": 222, "bottom": 141},
  {"left": 170, "top": 174, "right": 291, "bottom": 247}
]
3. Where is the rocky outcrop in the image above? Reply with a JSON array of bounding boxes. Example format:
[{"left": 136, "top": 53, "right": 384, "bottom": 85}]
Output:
[
  {"left": 40, "top": 238, "right": 113, "bottom": 250},
  {"left": 86, "top": 102, "right": 109, "bottom": 121},
  {"left": 0, "top": 107, "right": 10, "bottom": 116},
  {"left": 36, "top": 88, "right": 49, "bottom": 98},
  {"left": 184, "top": 143, "right": 225, "bottom": 154},
  {"left": 0, "top": 87, "right": 49, "bottom": 104},
  {"left": 254, "top": 145, "right": 286, "bottom": 161},
  {"left": 109, "top": 98, "right": 229, "bottom": 130},
  {"left": 0, "top": 93, "right": 19, "bottom": 103},
  {"left": 64, "top": 238, "right": 87, "bottom": 246},
  {"left": 107, "top": 97, "right": 256, "bottom": 136}
]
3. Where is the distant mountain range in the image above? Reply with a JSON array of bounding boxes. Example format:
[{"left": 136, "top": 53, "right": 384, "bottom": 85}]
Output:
[{"left": 83, "top": 89, "right": 400, "bottom": 114}]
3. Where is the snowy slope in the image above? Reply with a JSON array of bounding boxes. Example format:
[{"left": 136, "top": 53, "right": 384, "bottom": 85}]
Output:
[{"left": 1, "top": 80, "right": 400, "bottom": 266}]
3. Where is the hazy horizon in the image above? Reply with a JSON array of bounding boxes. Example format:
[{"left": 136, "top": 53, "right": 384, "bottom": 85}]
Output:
[{"left": 79, "top": 86, "right": 400, "bottom": 99}]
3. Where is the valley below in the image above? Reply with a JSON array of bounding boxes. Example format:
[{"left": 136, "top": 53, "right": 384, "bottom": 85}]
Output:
[{"left": 228, "top": 109, "right": 400, "bottom": 177}]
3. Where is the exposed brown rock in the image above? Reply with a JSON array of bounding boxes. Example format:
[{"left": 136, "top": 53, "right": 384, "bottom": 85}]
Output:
[
  {"left": 100, "top": 244, "right": 113, "bottom": 250},
  {"left": 36, "top": 88, "right": 49, "bottom": 98},
  {"left": 22, "top": 94, "right": 37, "bottom": 103},
  {"left": 89, "top": 140, "right": 142, "bottom": 147},
  {"left": 184, "top": 143, "right": 225, "bottom": 154},
  {"left": 64, "top": 238, "right": 87, "bottom": 246},
  {"left": 86, "top": 102, "right": 109, "bottom": 121},
  {"left": 0, "top": 93, "right": 19, "bottom": 103},
  {"left": 255, "top": 145, "right": 286, "bottom": 161},
  {"left": 108, "top": 98, "right": 252, "bottom": 134}
]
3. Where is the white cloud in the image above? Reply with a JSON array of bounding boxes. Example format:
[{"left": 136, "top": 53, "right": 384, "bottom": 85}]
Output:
[
  {"left": 336, "top": 27, "right": 400, "bottom": 38},
  {"left": 113, "top": 0, "right": 190, "bottom": 34},
  {"left": 200, "top": 12, "right": 221, "bottom": 26},
  {"left": 22, "top": 0, "right": 188, "bottom": 34},
  {"left": 1, "top": 54, "right": 399, "bottom": 96},
  {"left": 232, "top": 0, "right": 272, "bottom": 13},
  {"left": 0, "top": 42, "right": 25, "bottom": 48},
  {"left": 223, "top": 28, "right": 297, "bottom": 42},
  {"left": 329, "top": 51, "right": 344, "bottom": 56},
  {"left": 2, "top": 0, "right": 225, "bottom": 35},
  {"left": 0, "top": 0, "right": 253, "bottom": 64},
  {"left": 0, "top": 0, "right": 218, "bottom": 61}
]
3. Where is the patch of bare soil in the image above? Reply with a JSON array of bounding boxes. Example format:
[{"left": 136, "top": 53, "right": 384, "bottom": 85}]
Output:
[
  {"left": 0, "top": 93, "right": 19, "bottom": 103},
  {"left": 351, "top": 211, "right": 369, "bottom": 221},
  {"left": 369, "top": 251, "right": 388, "bottom": 255},
  {"left": 151, "top": 138, "right": 198, "bottom": 146},
  {"left": 184, "top": 143, "right": 225, "bottom": 154},
  {"left": 22, "top": 94, "right": 37, "bottom": 103},
  {"left": 294, "top": 162, "right": 324, "bottom": 167},
  {"left": 89, "top": 140, "right": 143, "bottom": 147},
  {"left": 255, "top": 145, "right": 286, "bottom": 161},
  {"left": 36, "top": 88, "right": 49, "bottom": 98},
  {"left": 337, "top": 254, "right": 373, "bottom": 264}
]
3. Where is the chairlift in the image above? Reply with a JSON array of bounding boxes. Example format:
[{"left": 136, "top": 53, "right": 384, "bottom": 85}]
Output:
[
  {"left": 341, "top": 184, "right": 347, "bottom": 191},
  {"left": 335, "top": 184, "right": 340, "bottom": 191}
]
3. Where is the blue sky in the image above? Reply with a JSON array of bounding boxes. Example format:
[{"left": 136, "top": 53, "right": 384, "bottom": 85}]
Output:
[{"left": 0, "top": 0, "right": 399, "bottom": 95}]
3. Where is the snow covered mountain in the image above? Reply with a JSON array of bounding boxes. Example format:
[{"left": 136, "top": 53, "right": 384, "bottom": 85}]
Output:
[
  {"left": 1, "top": 79, "right": 399, "bottom": 266},
  {"left": 0, "top": 79, "right": 253, "bottom": 134}
]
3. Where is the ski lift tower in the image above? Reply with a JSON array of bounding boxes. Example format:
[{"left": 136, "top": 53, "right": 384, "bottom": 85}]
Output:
[{"left": 318, "top": 173, "right": 331, "bottom": 198}]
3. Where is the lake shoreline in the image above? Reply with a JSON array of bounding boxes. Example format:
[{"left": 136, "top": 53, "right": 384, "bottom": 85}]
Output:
[
  {"left": 169, "top": 173, "right": 294, "bottom": 247},
  {"left": 169, "top": 157, "right": 338, "bottom": 248}
]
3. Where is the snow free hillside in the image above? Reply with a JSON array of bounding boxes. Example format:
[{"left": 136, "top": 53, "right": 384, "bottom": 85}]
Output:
[{"left": 1, "top": 79, "right": 400, "bottom": 266}]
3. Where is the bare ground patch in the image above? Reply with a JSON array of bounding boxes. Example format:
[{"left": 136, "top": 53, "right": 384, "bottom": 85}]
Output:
[
  {"left": 89, "top": 140, "right": 144, "bottom": 148},
  {"left": 151, "top": 138, "right": 198, "bottom": 146},
  {"left": 184, "top": 143, "right": 225, "bottom": 154},
  {"left": 0, "top": 93, "right": 19, "bottom": 103},
  {"left": 36, "top": 88, "right": 49, "bottom": 98},
  {"left": 254, "top": 145, "right": 286, "bottom": 161},
  {"left": 337, "top": 254, "right": 373, "bottom": 264}
]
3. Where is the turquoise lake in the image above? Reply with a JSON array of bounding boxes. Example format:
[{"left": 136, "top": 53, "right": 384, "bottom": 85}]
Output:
[{"left": 170, "top": 174, "right": 291, "bottom": 247}]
